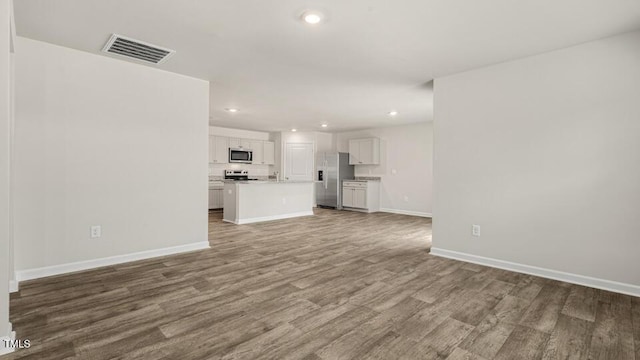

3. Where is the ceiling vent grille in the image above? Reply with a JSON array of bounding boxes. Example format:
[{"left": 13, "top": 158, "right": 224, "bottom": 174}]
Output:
[{"left": 102, "top": 34, "right": 175, "bottom": 64}]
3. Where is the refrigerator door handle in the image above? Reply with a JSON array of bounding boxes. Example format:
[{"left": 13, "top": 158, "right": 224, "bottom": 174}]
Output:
[{"left": 324, "top": 160, "right": 328, "bottom": 189}]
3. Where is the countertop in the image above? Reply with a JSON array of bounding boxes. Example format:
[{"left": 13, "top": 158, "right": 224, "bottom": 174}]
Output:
[{"left": 315, "top": 179, "right": 381, "bottom": 183}]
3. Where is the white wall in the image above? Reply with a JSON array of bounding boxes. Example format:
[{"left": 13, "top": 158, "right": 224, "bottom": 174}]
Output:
[
  {"left": 13, "top": 37, "right": 210, "bottom": 273},
  {"left": 336, "top": 123, "right": 433, "bottom": 216},
  {"left": 0, "top": 0, "right": 13, "bottom": 347},
  {"left": 208, "top": 126, "right": 271, "bottom": 177},
  {"left": 433, "top": 31, "right": 640, "bottom": 291},
  {"left": 315, "top": 132, "right": 334, "bottom": 153}
]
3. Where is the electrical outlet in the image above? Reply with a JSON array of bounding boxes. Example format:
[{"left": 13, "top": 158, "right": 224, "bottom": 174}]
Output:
[
  {"left": 472, "top": 225, "right": 481, "bottom": 237},
  {"left": 403, "top": 195, "right": 409, "bottom": 202},
  {"left": 282, "top": 197, "right": 287, "bottom": 204},
  {"left": 90, "top": 225, "right": 102, "bottom": 239}
]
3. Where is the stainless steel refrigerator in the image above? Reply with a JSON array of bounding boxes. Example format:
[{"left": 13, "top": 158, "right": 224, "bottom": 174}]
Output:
[{"left": 316, "top": 152, "right": 354, "bottom": 209}]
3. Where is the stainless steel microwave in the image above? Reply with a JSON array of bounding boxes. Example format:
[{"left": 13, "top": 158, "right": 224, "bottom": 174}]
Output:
[{"left": 229, "top": 148, "right": 253, "bottom": 163}]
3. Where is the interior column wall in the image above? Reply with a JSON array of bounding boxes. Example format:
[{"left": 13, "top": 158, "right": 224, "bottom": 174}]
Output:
[
  {"left": 432, "top": 31, "right": 640, "bottom": 292},
  {"left": 0, "top": 0, "right": 14, "bottom": 347}
]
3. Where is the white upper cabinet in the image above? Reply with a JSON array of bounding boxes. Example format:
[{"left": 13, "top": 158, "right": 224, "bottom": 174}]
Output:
[
  {"left": 348, "top": 139, "right": 360, "bottom": 164},
  {"left": 209, "top": 136, "right": 229, "bottom": 164},
  {"left": 348, "top": 138, "right": 380, "bottom": 165},
  {"left": 263, "top": 141, "right": 275, "bottom": 165},
  {"left": 211, "top": 136, "right": 275, "bottom": 165},
  {"left": 229, "top": 137, "right": 251, "bottom": 149},
  {"left": 213, "top": 136, "right": 228, "bottom": 164},
  {"left": 228, "top": 138, "right": 252, "bottom": 149},
  {"left": 250, "top": 140, "right": 264, "bottom": 164},
  {"left": 228, "top": 138, "right": 240, "bottom": 148}
]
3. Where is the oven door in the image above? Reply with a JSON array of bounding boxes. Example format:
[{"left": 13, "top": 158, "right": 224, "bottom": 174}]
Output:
[{"left": 229, "top": 148, "right": 253, "bottom": 163}]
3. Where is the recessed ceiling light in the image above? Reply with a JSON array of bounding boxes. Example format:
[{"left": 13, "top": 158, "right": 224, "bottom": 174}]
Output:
[
  {"left": 388, "top": 111, "right": 398, "bottom": 116},
  {"left": 291, "top": 128, "right": 297, "bottom": 132},
  {"left": 301, "top": 11, "right": 323, "bottom": 25},
  {"left": 226, "top": 108, "right": 238, "bottom": 113},
  {"left": 321, "top": 124, "right": 328, "bottom": 128}
]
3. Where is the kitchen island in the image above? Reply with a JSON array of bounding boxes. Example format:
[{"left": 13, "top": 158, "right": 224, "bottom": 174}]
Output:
[{"left": 223, "top": 181, "right": 314, "bottom": 224}]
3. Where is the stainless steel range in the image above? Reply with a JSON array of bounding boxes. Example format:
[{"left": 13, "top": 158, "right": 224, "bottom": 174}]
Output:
[{"left": 224, "top": 170, "right": 260, "bottom": 181}]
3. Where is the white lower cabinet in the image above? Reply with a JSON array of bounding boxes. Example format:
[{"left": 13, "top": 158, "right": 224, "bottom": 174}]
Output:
[
  {"left": 343, "top": 186, "right": 354, "bottom": 207},
  {"left": 342, "top": 181, "right": 380, "bottom": 212},
  {"left": 209, "top": 188, "right": 224, "bottom": 209},
  {"left": 342, "top": 185, "right": 366, "bottom": 208},
  {"left": 353, "top": 188, "right": 366, "bottom": 208}
]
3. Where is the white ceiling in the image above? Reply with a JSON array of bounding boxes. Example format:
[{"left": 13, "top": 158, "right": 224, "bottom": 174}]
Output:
[{"left": 14, "top": 0, "right": 640, "bottom": 132}]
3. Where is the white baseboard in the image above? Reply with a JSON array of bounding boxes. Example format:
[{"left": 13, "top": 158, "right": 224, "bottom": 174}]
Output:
[
  {"left": 342, "top": 207, "right": 375, "bottom": 214},
  {"left": 430, "top": 247, "right": 640, "bottom": 297},
  {"left": 0, "top": 326, "right": 16, "bottom": 356},
  {"left": 380, "top": 208, "right": 432, "bottom": 218},
  {"left": 15, "top": 241, "right": 210, "bottom": 283},
  {"left": 9, "top": 280, "right": 18, "bottom": 293},
  {"left": 224, "top": 211, "right": 314, "bottom": 225}
]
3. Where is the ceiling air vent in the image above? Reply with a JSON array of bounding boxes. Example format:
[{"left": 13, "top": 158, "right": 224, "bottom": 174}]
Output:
[{"left": 102, "top": 34, "right": 175, "bottom": 64}]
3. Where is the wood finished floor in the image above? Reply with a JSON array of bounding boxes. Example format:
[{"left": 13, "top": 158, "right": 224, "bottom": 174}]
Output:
[{"left": 7, "top": 208, "right": 640, "bottom": 359}]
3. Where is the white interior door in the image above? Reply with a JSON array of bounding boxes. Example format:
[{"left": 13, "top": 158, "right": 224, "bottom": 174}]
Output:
[{"left": 285, "top": 143, "right": 313, "bottom": 181}]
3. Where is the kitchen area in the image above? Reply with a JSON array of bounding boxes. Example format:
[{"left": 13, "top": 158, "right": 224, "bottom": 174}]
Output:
[{"left": 209, "top": 126, "right": 384, "bottom": 225}]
